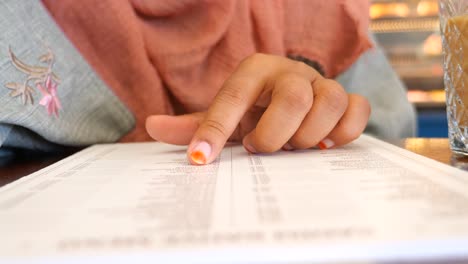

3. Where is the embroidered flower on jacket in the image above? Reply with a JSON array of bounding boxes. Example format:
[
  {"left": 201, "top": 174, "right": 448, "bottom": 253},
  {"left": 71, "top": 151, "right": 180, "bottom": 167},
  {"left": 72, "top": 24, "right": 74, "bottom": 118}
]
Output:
[
  {"left": 37, "top": 75, "right": 61, "bottom": 117},
  {"left": 5, "top": 47, "right": 62, "bottom": 117}
]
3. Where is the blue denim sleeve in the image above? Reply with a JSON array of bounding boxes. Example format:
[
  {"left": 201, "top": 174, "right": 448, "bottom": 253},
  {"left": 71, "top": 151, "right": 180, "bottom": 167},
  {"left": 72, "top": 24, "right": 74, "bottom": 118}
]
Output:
[
  {"left": 336, "top": 32, "right": 417, "bottom": 139},
  {"left": 0, "top": 0, "right": 135, "bottom": 152}
]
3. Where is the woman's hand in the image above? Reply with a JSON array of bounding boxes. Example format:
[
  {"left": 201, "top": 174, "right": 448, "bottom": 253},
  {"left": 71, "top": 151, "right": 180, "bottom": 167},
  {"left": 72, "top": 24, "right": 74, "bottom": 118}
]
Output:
[{"left": 146, "top": 54, "right": 370, "bottom": 165}]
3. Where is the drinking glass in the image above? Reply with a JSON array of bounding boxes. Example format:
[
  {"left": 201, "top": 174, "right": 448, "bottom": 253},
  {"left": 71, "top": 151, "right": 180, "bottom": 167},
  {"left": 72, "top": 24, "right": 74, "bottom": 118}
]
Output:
[{"left": 440, "top": 0, "right": 468, "bottom": 155}]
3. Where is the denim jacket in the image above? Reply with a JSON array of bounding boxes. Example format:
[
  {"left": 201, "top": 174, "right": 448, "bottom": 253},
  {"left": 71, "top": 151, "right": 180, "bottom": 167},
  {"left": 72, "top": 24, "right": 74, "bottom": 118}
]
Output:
[
  {"left": 0, "top": 0, "right": 416, "bottom": 157},
  {"left": 0, "top": 0, "right": 134, "bottom": 155}
]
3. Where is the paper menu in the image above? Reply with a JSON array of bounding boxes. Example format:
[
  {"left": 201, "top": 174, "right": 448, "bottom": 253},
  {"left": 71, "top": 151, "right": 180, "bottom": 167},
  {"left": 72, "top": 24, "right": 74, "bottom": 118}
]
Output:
[{"left": 1, "top": 135, "right": 468, "bottom": 263}]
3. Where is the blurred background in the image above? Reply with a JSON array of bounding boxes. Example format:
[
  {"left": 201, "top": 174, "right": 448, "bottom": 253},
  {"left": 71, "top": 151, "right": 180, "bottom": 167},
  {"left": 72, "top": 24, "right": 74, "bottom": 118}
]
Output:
[{"left": 370, "top": 0, "right": 445, "bottom": 137}]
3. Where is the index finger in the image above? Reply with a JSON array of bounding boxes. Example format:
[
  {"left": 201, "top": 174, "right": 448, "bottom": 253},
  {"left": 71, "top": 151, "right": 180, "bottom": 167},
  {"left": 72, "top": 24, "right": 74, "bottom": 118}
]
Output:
[
  {"left": 187, "top": 54, "right": 322, "bottom": 165},
  {"left": 187, "top": 59, "right": 267, "bottom": 165}
]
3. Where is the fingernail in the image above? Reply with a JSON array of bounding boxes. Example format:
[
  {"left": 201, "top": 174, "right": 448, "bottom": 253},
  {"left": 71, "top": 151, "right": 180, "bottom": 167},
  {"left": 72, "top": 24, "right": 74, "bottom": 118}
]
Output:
[
  {"left": 189, "top": 141, "right": 212, "bottom": 165},
  {"left": 282, "top": 143, "right": 294, "bottom": 151},
  {"left": 244, "top": 143, "right": 257, "bottom": 154},
  {"left": 318, "top": 138, "right": 335, "bottom": 150}
]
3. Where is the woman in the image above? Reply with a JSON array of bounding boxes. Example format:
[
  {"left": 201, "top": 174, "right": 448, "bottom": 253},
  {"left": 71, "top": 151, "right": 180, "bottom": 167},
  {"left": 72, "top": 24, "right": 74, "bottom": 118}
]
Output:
[{"left": 0, "top": 0, "right": 415, "bottom": 164}]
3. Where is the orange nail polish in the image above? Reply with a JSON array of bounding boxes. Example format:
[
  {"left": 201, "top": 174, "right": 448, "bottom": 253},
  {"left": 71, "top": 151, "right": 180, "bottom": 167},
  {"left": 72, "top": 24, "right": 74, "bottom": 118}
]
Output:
[
  {"left": 318, "top": 139, "right": 335, "bottom": 150},
  {"left": 189, "top": 141, "right": 211, "bottom": 165},
  {"left": 190, "top": 151, "right": 206, "bottom": 165}
]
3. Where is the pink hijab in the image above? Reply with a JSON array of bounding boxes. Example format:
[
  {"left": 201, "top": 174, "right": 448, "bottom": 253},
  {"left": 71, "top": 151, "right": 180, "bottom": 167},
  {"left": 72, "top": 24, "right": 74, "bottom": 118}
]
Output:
[{"left": 42, "top": 0, "right": 371, "bottom": 142}]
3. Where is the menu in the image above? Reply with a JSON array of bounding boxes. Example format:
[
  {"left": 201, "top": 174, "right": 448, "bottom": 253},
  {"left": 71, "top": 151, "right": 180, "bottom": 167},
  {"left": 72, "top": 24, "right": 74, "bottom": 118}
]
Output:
[{"left": 1, "top": 135, "right": 468, "bottom": 263}]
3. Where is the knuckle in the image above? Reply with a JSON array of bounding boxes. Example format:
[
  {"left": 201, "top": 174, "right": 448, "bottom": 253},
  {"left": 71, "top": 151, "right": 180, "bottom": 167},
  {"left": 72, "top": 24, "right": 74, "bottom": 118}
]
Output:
[
  {"left": 321, "top": 81, "right": 348, "bottom": 114},
  {"left": 282, "top": 86, "right": 312, "bottom": 113},
  {"left": 334, "top": 95, "right": 370, "bottom": 143},
  {"left": 201, "top": 119, "right": 230, "bottom": 139},
  {"left": 275, "top": 73, "right": 313, "bottom": 112},
  {"left": 352, "top": 94, "right": 371, "bottom": 116}
]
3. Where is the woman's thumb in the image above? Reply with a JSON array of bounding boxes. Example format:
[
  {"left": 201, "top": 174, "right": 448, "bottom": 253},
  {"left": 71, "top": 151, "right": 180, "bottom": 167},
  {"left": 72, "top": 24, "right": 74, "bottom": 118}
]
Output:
[{"left": 145, "top": 112, "right": 205, "bottom": 145}]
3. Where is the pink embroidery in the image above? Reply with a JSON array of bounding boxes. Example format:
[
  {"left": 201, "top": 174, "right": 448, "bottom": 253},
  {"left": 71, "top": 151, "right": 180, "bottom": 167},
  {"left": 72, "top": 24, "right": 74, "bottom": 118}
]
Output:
[
  {"left": 37, "top": 75, "right": 61, "bottom": 117},
  {"left": 5, "top": 47, "right": 62, "bottom": 117}
]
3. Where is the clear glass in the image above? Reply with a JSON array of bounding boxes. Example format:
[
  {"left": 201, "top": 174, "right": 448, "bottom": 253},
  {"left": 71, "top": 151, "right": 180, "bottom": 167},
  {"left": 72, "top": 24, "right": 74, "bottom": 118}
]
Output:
[{"left": 440, "top": 0, "right": 468, "bottom": 155}]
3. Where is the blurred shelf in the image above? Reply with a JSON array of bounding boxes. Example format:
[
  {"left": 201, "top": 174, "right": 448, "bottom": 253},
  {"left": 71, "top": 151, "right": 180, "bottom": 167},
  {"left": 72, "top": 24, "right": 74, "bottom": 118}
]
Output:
[
  {"left": 371, "top": 17, "right": 439, "bottom": 33},
  {"left": 407, "top": 89, "right": 445, "bottom": 109},
  {"left": 413, "top": 101, "right": 446, "bottom": 108},
  {"left": 370, "top": 0, "right": 443, "bottom": 94},
  {"left": 371, "top": 0, "right": 439, "bottom": 20},
  {"left": 370, "top": 0, "right": 447, "bottom": 137}
]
